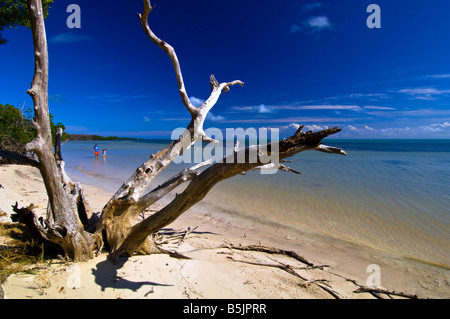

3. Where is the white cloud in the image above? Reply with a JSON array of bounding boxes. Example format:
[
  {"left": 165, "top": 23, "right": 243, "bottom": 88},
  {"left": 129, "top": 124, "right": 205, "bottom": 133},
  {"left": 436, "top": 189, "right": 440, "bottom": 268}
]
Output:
[
  {"left": 230, "top": 104, "right": 272, "bottom": 113},
  {"left": 221, "top": 117, "right": 349, "bottom": 124},
  {"left": 305, "top": 124, "right": 329, "bottom": 131},
  {"left": 230, "top": 106, "right": 253, "bottom": 112},
  {"left": 49, "top": 32, "right": 92, "bottom": 44},
  {"left": 287, "top": 123, "right": 301, "bottom": 130},
  {"left": 398, "top": 87, "right": 450, "bottom": 100},
  {"left": 363, "top": 105, "right": 395, "bottom": 110},
  {"left": 296, "top": 104, "right": 360, "bottom": 110},
  {"left": 423, "top": 122, "right": 450, "bottom": 132},
  {"left": 348, "top": 93, "right": 389, "bottom": 99},
  {"left": 291, "top": 15, "right": 332, "bottom": 33},
  {"left": 339, "top": 121, "right": 450, "bottom": 138},
  {"left": 207, "top": 112, "right": 225, "bottom": 122},
  {"left": 279, "top": 123, "right": 329, "bottom": 133},
  {"left": 189, "top": 96, "right": 205, "bottom": 107},
  {"left": 278, "top": 123, "right": 301, "bottom": 131},
  {"left": 257, "top": 104, "right": 272, "bottom": 113},
  {"left": 143, "top": 116, "right": 151, "bottom": 122},
  {"left": 425, "top": 74, "right": 450, "bottom": 79},
  {"left": 307, "top": 16, "right": 332, "bottom": 30},
  {"left": 233, "top": 104, "right": 361, "bottom": 111}
]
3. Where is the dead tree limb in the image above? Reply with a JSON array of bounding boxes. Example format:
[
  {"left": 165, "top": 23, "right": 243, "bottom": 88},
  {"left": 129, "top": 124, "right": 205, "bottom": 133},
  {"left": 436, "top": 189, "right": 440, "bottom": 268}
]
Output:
[
  {"left": 21, "top": 0, "right": 95, "bottom": 262},
  {"left": 228, "top": 257, "right": 309, "bottom": 281},
  {"left": 222, "top": 244, "right": 317, "bottom": 267},
  {"left": 353, "top": 286, "right": 418, "bottom": 299},
  {"left": 223, "top": 244, "right": 341, "bottom": 299}
]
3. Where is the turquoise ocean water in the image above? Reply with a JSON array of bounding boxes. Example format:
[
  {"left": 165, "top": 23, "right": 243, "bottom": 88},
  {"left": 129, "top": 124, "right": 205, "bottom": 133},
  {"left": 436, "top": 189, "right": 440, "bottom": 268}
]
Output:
[{"left": 62, "top": 139, "right": 450, "bottom": 269}]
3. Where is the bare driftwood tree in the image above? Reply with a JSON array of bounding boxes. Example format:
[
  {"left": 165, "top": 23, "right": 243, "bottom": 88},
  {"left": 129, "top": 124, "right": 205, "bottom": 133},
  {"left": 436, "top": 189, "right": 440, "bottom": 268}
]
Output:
[
  {"left": 13, "top": 0, "right": 345, "bottom": 263},
  {"left": 12, "top": 0, "right": 96, "bottom": 262}
]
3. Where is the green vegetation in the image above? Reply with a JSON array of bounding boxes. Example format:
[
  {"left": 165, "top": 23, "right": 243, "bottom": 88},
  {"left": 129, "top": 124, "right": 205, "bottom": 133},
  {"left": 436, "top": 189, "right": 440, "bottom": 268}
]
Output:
[
  {"left": 0, "top": 103, "right": 34, "bottom": 153},
  {"left": 0, "top": 103, "right": 69, "bottom": 154},
  {"left": 0, "top": 0, "right": 53, "bottom": 44}
]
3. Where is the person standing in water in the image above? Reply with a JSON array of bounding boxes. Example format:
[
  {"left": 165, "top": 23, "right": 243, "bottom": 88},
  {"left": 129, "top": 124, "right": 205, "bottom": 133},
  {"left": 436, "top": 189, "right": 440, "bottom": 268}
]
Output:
[{"left": 93, "top": 144, "right": 100, "bottom": 158}]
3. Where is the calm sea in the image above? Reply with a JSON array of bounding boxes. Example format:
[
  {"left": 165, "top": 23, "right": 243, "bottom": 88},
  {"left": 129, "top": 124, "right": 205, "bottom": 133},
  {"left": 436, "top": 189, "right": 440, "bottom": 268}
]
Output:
[{"left": 62, "top": 139, "right": 450, "bottom": 269}]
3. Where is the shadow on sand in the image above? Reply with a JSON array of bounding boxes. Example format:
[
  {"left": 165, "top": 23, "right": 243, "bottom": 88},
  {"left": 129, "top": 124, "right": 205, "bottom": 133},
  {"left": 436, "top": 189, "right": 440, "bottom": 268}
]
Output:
[{"left": 91, "top": 256, "right": 173, "bottom": 292}]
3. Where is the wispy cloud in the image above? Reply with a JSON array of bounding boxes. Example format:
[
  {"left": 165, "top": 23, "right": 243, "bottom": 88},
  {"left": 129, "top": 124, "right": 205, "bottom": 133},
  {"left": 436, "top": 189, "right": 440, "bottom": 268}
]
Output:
[
  {"left": 307, "top": 16, "right": 332, "bottom": 30},
  {"left": 397, "top": 87, "right": 450, "bottom": 100},
  {"left": 293, "top": 104, "right": 360, "bottom": 110},
  {"left": 347, "top": 93, "right": 389, "bottom": 100},
  {"left": 363, "top": 105, "right": 395, "bottom": 110},
  {"left": 379, "top": 122, "right": 450, "bottom": 137},
  {"left": 423, "top": 121, "right": 450, "bottom": 131},
  {"left": 49, "top": 32, "right": 92, "bottom": 44},
  {"left": 231, "top": 104, "right": 362, "bottom": 112},
  {"left": 229, "top": 104, "right": 273, "bottom": 113},
  {"left": 424, "top": 74, "right": 450, "bottom": 79},
  {"left": 207, "top": 112, "right": 226, "bottom": 122},
  {"left": 337, "top": 121, "right": 450, "bottom": 138},
  {"left": 278, "top": 123, "right": 329, "bottom": 133},
  {"left": 231, "top": 106, "right": 253, "bottom": 112},
  {"left": 220, "top": 117, "right": 350, "bottom": 124},
  {"left": 291, "top": 16, "right": 332, "bottom": 33},
  {"left": 256, "top": 104, "right": 272, "bottom": 113}
]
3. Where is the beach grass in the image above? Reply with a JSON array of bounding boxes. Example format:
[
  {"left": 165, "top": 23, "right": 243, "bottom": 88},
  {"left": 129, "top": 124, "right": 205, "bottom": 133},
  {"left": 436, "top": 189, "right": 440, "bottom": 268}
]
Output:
[{"left": 0, "top": 222, "right": 47, "bottom": 285}]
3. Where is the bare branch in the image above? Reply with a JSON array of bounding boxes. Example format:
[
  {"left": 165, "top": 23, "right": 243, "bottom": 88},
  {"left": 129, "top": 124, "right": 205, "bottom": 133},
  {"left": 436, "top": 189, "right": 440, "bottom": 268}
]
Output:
[
  {"left": 136, "top": 159, "right": 213, "bottom": 211},
  {"left": 278, "top": 164, "right": 302, "bottom": 175},
  {"left": 138, "top": 0, "right": 197, "bottom": 116},
  {"left": 221, "top": 80, "right": 244, "bottom": 94},
  {"left": 316, "top": 144, "right": 347, "bottom": 155},
  {"left": 248, "top": 163, "right": 301, "bottom": 174},
  {"left": 353, "top": 286, "right": 418, "bottom": 299}
]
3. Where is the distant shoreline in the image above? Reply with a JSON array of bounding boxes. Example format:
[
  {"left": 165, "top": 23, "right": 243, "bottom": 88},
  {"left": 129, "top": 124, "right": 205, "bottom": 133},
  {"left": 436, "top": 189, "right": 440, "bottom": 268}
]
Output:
[{"left": 68, "top": 134, "right": 139, "bottom": 141}]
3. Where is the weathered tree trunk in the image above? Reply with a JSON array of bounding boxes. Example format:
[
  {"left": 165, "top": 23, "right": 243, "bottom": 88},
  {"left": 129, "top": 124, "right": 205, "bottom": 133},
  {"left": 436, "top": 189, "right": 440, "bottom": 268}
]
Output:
[{"left": 22, "top": 0, "right": 95, "bottom": 262}]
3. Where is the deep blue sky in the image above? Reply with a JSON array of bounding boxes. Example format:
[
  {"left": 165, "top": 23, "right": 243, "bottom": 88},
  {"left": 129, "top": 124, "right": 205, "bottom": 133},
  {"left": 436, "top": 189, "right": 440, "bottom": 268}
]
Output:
[{"left": 2, "top": 0, "right": 450, "bottom": 139}]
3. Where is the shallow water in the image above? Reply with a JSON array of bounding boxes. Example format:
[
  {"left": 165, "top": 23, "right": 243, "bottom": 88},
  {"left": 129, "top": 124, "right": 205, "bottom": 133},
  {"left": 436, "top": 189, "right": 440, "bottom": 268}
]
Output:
[{"left": 62, "top": 139, "right": 450, "bottom": 269}]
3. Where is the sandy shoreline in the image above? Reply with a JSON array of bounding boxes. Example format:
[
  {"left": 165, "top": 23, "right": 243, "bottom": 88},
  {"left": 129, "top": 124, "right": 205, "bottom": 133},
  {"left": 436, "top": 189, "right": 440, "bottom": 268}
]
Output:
[{"left": 0, "top": 164, "right": 449, "bottom": 299}]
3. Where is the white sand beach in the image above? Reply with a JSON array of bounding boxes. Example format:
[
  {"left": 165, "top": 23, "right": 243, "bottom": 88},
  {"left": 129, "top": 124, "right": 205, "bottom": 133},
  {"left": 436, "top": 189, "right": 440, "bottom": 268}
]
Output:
[{"left": 1, "top": 164, "right": 449, "bottom": 299}]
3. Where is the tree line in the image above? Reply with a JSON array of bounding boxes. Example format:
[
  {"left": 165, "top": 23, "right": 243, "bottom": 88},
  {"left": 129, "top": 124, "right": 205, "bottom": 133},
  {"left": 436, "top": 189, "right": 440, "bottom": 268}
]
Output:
[{"left": 0, "top": 103, "right": 68, "bottom": 154}]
